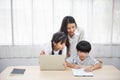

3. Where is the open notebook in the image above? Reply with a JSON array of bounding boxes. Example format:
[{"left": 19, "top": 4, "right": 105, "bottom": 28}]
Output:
[{"left": 72, "top": 68, "right": 93, "bottom": 77}]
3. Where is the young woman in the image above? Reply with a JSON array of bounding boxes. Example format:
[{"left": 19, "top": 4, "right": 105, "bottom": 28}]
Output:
[
  {"left": 60, "top": 16, "right": 85, "bottom": 58},
  {"left": 40, "top": 31, "right": 67, "bottom": 56}
]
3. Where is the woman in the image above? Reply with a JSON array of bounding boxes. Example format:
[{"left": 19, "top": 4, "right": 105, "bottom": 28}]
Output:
[{"left": 60, "top": 16, "right": 85, "bottom": 58}]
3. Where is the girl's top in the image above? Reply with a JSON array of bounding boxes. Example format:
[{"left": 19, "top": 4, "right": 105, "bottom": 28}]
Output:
[{"left": 41, "top": 42, "right": 67, "bottom": 56}]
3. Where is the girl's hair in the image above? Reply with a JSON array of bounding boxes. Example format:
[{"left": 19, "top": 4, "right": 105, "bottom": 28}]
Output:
[
  {"left": 51, "top": 32, "right": 67, "bottom": 55},
  {"left": 60, "top": 16, "right": 77, "bottom": 56},
  {"left": 76, "top": 40, "right": 91, "bottom": 53}
]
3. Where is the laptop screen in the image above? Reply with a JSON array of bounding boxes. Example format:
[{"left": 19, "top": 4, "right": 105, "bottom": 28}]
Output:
[{"left": 39, "top": 55, "right": 66, "bottom": 70}]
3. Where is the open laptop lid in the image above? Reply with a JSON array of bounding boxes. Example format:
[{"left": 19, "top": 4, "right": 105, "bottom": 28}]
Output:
[{"left": 39, "top": 55, "right": 66, "bottom": 71}]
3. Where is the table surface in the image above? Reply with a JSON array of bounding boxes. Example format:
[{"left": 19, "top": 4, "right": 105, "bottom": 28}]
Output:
[{"left": 0, "top": 65, "right": 120, "bottom": 80}]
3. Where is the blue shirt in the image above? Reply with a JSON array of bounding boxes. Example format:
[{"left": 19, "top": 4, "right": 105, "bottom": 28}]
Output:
[{"left": 66, "top": 55, "right": 99, "bottom": 66}]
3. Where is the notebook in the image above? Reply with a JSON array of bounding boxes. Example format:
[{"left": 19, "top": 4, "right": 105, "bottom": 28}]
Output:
[
  {"left": 39, "top": 55, "right": 66, "bottom": 71},
  {"left": 72, "top": 68, "right": 93, "bottom": 77},
  {"left": 10, "top": 68, "right": 25, "bottom": 76}
]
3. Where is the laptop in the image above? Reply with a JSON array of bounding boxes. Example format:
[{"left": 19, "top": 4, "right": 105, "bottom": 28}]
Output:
[{"left": 39, "top": 55, "right": 66, "bottom": 71}]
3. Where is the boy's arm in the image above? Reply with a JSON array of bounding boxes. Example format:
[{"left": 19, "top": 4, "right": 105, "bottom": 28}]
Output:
[
  {"left": 65, "top": 61, "right": 81, "bottom": 69},
  {"left": 85, "top": 63, "right": 102, "bottom": 72}
]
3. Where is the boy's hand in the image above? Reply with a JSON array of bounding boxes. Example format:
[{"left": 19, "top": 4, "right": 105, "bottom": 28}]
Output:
[
  {"left": 74, "top": 65, "right": 81, "bottom": 69},
  {"left": 65, "top": 61, "right": 81, "bottom": 69},
  {"left": 40, "top": 50, "right": 45, "bottom": 55},
  {"left": 63, "top": 62, "right": 67, "bottom": 69},
  {"left": 84, "top": 67, "right": 93, "bottom": 72}
]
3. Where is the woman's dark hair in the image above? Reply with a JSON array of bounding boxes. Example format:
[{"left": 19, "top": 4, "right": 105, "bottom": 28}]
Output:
[
  {"left": 60, "top": 16, "right": 77, "bottom": 35},
  {"left": 76, "top": 40, "right": 91, "bottom": 53},
  {"left": 51, "top": 32, "right": 67, "bottom": 55},
  {"left": 60, "top": 16, "right": 77, "bottom": 56}
]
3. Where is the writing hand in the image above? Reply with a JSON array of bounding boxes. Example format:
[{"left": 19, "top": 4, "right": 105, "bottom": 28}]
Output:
[
  {"left": 74, "top": 65, "right": 81, "bottom": 69},
  {"left": 84, "top": 67, "right": 93, "bottom": 72}
]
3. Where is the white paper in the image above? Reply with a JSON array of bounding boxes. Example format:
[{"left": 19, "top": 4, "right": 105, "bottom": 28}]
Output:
[{"left": 72, "top": 68, "right": 93, "bottom": 77}]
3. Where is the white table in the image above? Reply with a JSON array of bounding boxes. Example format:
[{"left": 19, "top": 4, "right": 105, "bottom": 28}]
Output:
[{"left": 0, "top": 65, "right": 120, "bottom": 80}]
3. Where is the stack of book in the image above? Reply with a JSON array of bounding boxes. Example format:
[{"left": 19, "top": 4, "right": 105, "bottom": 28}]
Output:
[{"left": 10, "top": 68, "right": 26, "bottom": 76}]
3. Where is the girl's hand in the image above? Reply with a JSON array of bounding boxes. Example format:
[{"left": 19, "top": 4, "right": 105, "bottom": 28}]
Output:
[{"left": 40, "top": 50, "right": 45, "bottom": 55}]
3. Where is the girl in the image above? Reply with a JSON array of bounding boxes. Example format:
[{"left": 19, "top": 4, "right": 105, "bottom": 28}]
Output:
[
  {"left": 60, "top": 16, "right": 85, "bottom": 58},
  {"left": 40, "top": 31, "right": 67, "bottom": 56}
]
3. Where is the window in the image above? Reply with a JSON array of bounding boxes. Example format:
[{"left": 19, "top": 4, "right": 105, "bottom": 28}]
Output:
[{"left": 0, "top": 0, "right": 120, "bottom": 45}]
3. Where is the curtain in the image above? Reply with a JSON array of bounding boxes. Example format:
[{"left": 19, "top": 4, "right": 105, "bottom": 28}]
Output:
[
  {"left": 0, "top": 0, "right": 12, "bottom": 45},
  {"left": 0, "top": 0, "right": 120, "bottom": 45}
]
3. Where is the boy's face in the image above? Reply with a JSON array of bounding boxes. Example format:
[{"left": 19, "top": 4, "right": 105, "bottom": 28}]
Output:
[{"left": 77, "top": 51, "right": 89, "bottom": 61}]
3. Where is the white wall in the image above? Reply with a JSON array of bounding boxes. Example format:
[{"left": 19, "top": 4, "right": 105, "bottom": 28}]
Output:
[
  {"left": 0, "top": 0, "right": 120, "bottom": 74},
  {"left": 0, "top": 44, "right": 120, "bottom": 58},
  {"left": 0, "top": 0, "right": 120, "bottom": 45},
  {"left": 0, "top": 44, "right": 120, "bottom": 73},
  {"left": 0, "top": 0, "right": 120, "bottom": 58}
]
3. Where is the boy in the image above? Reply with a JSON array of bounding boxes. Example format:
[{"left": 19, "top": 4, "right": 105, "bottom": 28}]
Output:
[{"left": 66, "top": 40, "right": 102, "bottom": 72}]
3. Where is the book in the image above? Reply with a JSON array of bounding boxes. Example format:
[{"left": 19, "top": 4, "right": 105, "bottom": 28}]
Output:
[
  {"left": 72, "top": 68, "right": 93, "bottom": 77},
  {"left": 10, "top": 68, "right": 25, "bottom": 76}
]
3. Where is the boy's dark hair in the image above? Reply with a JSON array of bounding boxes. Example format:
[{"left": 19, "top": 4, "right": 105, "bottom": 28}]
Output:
[
  {"left": 51, "top": 31, "right": 67, "bottom": 55},
  {"left": 76, "top": 40, "right": 91, "bottom": 53}
]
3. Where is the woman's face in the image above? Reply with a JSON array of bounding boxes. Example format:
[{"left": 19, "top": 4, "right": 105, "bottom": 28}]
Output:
[
  {"left": 67, "top": 23, "right": 76, "bottom": 37},
  {"left": 53, "top": 41, "right": 65, "bottom": 51}
]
